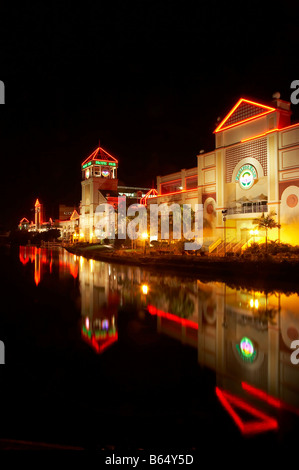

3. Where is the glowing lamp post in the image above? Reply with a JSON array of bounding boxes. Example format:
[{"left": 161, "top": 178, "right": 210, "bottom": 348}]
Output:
[
  {"left": 141, "top": 232, "right": 148, "bottom": 255},
  {"left": 222, "top": 210, "right": 227, "bottom": 256}
]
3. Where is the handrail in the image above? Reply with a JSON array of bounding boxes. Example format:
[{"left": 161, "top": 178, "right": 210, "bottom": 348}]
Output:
[
  {"left": 209, "top": 238, "right": 222, "bottom": 253},
  {"left": 227, "top": 204, "right": 268, "bottom": 215}
]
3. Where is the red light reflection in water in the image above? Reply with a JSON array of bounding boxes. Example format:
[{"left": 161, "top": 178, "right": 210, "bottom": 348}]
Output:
[
  {"left": 81, "top": 330, "right": 118, "bottom": 354},
  {"left": 215, "top": 387, "right": 278, "bottom": 435},
  {"left": 19, "top": 246, "right": 45, "bottom": 285},
  {"left": 147, "top": 305, "right": 198, "bottom": 329},
  {"left": 19, "top": 246, "right": 78, "bottom": 285},
  {"left": 242, "top": 382, "right": 299, "bottom": 416}
]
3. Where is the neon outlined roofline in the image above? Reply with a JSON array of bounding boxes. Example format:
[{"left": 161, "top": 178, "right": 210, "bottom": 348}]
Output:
[{"left": 214, "top": 98, "right": 276, "bottom": 133}]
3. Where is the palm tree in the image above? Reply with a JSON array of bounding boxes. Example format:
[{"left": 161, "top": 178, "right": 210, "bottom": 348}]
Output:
[{"left": 252, "top": 211, "right": 281, "bottom": 253}]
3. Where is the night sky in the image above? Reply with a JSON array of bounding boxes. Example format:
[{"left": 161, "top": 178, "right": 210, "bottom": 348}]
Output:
[{"left": 1, "top": 1, "right": 298, "bottom": 229}]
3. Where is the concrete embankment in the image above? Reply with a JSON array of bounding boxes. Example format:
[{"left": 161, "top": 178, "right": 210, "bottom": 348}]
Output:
[{"left": 65, "top": 245, "right": 299, "bottom": 293}]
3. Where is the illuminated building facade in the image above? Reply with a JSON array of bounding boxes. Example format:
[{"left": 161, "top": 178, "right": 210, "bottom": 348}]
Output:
[
  {"left": 149, "top": 95, "right": 299, "bottom": 248},
  {"left": 80, "top": 144, "right": 119, "bottom": 241},
  {"left": 19, "top": 199, "right": 79, "bottom": 240},
  {"left": 59, "top": 209, "right": 80, "bottom": 241},
  {"left": 18, "top": 217, "right": 30, "bottom": 230},
  {"left": 80, "top": 143, "right": 150, "bottom": 241}
]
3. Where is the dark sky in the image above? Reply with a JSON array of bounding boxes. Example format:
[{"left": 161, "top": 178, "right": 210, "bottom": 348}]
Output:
[{"left": 1, "top": 1, "right": 299, "bottom": 228}]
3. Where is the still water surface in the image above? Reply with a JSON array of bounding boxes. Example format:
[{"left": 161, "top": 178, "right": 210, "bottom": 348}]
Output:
[{"left": 0, "top": 245, "right": 299, "bottom": 451}]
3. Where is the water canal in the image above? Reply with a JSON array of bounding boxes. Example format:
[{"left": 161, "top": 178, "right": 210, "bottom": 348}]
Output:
[{"left": 0, "top": 244, "right": 298, "bottom": 451}]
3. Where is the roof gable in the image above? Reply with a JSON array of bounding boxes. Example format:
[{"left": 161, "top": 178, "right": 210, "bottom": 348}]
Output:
[
  {"left": 70, "top": 210, "right": 80, "bottom": 220},
  {"left": 214, "top": 98, "right": 276, "bottom": 133},
  {"left": 82, "top": 146, "right": 118, "bottom": 166}
]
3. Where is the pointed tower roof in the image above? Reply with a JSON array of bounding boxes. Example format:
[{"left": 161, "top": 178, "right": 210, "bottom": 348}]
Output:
[
  {"left": 214, "top": 98, "right": 276, "bottom": 133},
  {"left": 82, "top": 145, "right": 118, "bottom": 167},
  {"left": 35, "top": 198, "right": 41, "bottom": 207}
]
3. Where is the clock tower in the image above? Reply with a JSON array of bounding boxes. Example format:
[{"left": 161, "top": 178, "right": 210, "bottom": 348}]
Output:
[{"left": 80, "top": 143, "right": 118, "bottom": 240}]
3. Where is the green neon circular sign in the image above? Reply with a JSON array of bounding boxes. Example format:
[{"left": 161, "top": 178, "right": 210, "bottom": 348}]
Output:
[{"left": 236, "top": 164, "right": 257, "bottom": 189}]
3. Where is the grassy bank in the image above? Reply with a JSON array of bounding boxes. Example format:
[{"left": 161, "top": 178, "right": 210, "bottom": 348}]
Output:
[{"left": 65, "top": 244, "right": 299, "bottom": 294}]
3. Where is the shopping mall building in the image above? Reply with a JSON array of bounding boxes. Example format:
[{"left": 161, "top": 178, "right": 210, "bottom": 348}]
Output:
[{"left": 148, "top": 95, "right": 299, "bottom": 251}]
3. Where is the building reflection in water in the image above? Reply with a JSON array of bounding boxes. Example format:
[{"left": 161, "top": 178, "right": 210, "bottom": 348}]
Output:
[
  {"left": 19, "top": 245, "right": 78, "bottom": 285},
  {"left": 77, "top": 253, "right": 299, "bottom": 435},
  {"left": 19, "top": 246, "right": 299, "bottom": 434},
  {"left": 80, "top": 257, "right": 118, "bottom": 354}
]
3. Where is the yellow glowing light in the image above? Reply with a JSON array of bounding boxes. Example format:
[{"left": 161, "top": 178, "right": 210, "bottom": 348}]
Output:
[
  {"left": 80, "top": 256, "right": 84, "bottom": 267},
  {"left": 80, "top": 233, "right": 84, "bottom": 238},
  {"left": 250, "top": 229, "right": 259, "bottom": 236},
  {"left": 250, "top": 299, "right": 254, "bottom": 308},
  {"left": 141, "top": 232, "right": 148, "bottom": 239},
  {"left": 254, "top": 299, "right": 259, "bottom": 309},
  {"left": 141, "top": 284, "right": 149, "bottom": 295},
  {"left": 90, "top": 259, "right": 94, "bottom": 272}
]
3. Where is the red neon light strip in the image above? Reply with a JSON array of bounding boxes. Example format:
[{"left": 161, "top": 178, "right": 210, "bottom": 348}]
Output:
[
  {"left": 82, "top": 147, "right": 118, "bottom": 166},
  {"left": 81, "top": 331, "right": 118, "bottom": 354},
  {"left": 99, "top": 333, "right": 118, "bottom": 353},
  {"left": 151, "top": 187, "right": 198, "bottom": 198},
  {"left": 147, "top": 305, "right": 198, "bottom": 330},
  {"left": 215, "top": 387, "right": 278, "bottom": 435},
  {"left": 242, "top": 382, "right": 299, "bottom": 416},
  {"left": 81, "top": 148, "right": 98, "bottom": 166},
  {"left": 141, "top": 188, "right": 158, "bottom": 205},
  {"left": 98, "top": 147, "right": 118, "bottom": 162},
  {"left": 214, "top": 98, "right": 276, "bottom": 133},
  {"left": 241, "top": 121, "right": 299, "bottom": 143},
  {"left": 241, "top": 382, "right": 281, "bottom": 408},
  {"left": 279, "top": 122, "right": 299, "bottom": 131},
  {"left": 241, "top": 128, "right": 278, "bottom": 143}
]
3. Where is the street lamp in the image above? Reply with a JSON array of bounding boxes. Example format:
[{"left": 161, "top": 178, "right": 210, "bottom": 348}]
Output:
[
  {"left": 222, "top": 210, "right": 227, "bottom": 256},
  {"left": 141, "top": 232, "right": 148, "bottom": 254}
]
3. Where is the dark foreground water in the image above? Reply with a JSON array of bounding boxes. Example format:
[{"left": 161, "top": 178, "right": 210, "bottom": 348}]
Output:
[{"left": 0, "top": 244, "right": 299, "bottom": 453}]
